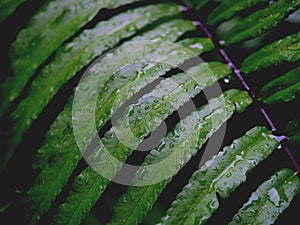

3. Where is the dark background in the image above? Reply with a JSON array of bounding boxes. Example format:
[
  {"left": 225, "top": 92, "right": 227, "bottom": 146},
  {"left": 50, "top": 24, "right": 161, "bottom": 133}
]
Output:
[{"left": 0, "top": 0, "right": 299, "bottom": 224}]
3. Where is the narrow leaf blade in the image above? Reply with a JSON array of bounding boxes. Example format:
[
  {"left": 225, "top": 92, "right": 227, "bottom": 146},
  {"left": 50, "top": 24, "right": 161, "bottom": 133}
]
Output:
[
  {"left": 261, "top": 66, "right": 300, "bottom": 104},
  {"left": 241, "top": 31, "right": 300, "bottom": 73},
  {"left": 229, "top": 168, "right": 300, "bottom": 225}
]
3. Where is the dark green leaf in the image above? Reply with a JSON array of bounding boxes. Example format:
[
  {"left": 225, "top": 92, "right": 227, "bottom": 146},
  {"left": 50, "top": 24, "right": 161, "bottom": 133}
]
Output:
[
  {"left": 261, "top": 66, "right": 300, "bottom": 104},
  {"left": 0, "top": 0, "right": 26, "bottom": 22},
  {"left": 223, "top": 0, "right": 300, "bottom": 45},
  {"left": 284, "top": 118, "right": 300, "bottom": 143}
]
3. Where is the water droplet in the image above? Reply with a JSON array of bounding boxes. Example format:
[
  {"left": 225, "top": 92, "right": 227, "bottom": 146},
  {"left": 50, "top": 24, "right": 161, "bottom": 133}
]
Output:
[
  {"left": 190, "top": 43, "right": 203, "bottom": 49},
  {"left": 210, "top": 199, "right": 219, "bottom": 209},
  {"left": 223, "top": 77, "right": 230, "bottom": 83},
  {"left": 268, "top": 188, "right": 280, "bottom": 206},
  {"left": 234, "top": 215, "right": 242, "bottom": 223},
  {"left": 163, "top": 215, "right": 170, "bottom": 221}
]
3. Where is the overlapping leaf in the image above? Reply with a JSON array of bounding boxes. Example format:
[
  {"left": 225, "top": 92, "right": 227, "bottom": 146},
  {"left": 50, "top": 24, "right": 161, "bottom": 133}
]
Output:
[
  {"left": 241, "top": 31, "right": 300, "bottom": 73},
  {"left": 33, "top": 18, "right": 196, "bottom": 170},
  {"left": 108, "top": 89, "right": 252, "bottom": 225},
  {"left": 1, "top": 2, "right": 183, "bottom": 171},
  {"left": 1, "top": 1, "right": 299, "bottom": 225},
  {"left": 229, "top": 168, "right": 300, "bottom": 225},
  {"left": 26, "top": 20, "right": 201, "bottom": 224},
  {"left": 260, "top": 66, "right": 300, "bottom": 104},
  {"left": 0, "top": 0, "right": 142, "bottom": 116},
  {"left": 223, "top": 0, "right": 300, "bottom": 45},
  {"left": 159, "top": 126, "right": 280, "bottom": 225},
  {"left": 53, "top": 61, "right": 231, "bottom": 225}
]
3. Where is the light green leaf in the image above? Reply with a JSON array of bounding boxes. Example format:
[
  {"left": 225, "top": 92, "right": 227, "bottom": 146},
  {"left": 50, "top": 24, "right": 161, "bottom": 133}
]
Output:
[
  {"left": 159, "top": 126, "right": 280, "bottom": 225},
  {"left": 229, "top": 168, "right": 300, "bottom": 225},
  {"left": 261, "top": 66, "right": 300, "bottom": 104},
  {"left": 241, "top": 31, "right": 300, "bottom": 73}
]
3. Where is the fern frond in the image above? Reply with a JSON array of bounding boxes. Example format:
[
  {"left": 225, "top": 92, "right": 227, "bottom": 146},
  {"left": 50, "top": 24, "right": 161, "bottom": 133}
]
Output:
[
  {"left": 26, "top": 21, "right": 200, "bottom": 224},
  {"left": 53, "top": 72, "right": 241, "bottom": 225},
  {"left": 0, "top": 0, "right": 142, "bottom": 116},
  {"left": 3, "top": 18, "right": 194, "bottom": 171},
  {"left": 241, "top": 31, "right": 300, "bottom": 73},
  {"left": 0, "top": 0, "right": 26, "bottom": 22},
  {"left": 34, "top": 18, "right": 196, "bottom": 170},
  {"left": 229, "top": 168, "right": 300, "bottom": 225},
  {"left": 207, "top": 0, "right": 266, "bottom": 26},
  {"left": 2, "top": 3, "right": 183, "bottom": 172},
  {"left": 108, "top": 89, "right": 252, "bottom": 225},
  {"left": 260, "top": 66, "right": 300, "bottom": 104},
  {"left": 159, "top": 126, "right": 280, "bottom": 225},
  {"left": 223, "top": 0, "right": 300, "bottom": 45}
]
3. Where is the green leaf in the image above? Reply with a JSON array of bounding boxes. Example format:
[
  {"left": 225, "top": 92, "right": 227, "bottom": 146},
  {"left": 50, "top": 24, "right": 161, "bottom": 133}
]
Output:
[
  {"left": 3, "top": 2, "right": 182, "bottom": 172},
  {"left": 159, "top": 126, "right": 280, "bottom": 225},
  {"left": 260, "top": 66, "right": 300, "bottom": 104},
  {"left": 26, "top": 20, "right": 199, "bottom": 224},
  {"left": 0, "top": 0, "right": 142, "bottom": 116},
  {"left": 241, "top": 31, "right": 300, "bottom": 73},
  {"left": 108, "top": 89, "right": 252, "bottom": 225},
  {"left": 284, "top": 118, "right": 300, "bottom": 143},
  {"left": 53, "top": 62, "right": 231, "bottom": 225},
  {"left": 0, "top": 0, "right": 26, "bottom": 22},
  {"left": 223, "top": 0, "right": 300, "bottom": 45},
  {"left": 229, "top": 168, "right": 300, "bottom": 225},
  {"left": 207, "top": 0, "right": 266, "bottom": 26}
]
